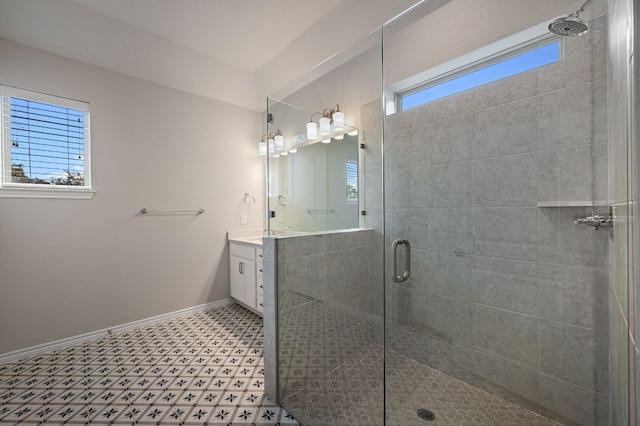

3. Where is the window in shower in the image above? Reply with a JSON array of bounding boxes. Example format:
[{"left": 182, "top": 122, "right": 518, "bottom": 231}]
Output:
[
  {"left": 396, "top": 38, "right": 560, "bottom": 112},
  {"left": 398, "top": 41, "right": 560, "bottom": 111},
  {"left": 346, "top": 159, "right": 358, "bottom": 202},
  {"left": 0, "top": 85, "right": 92, "bottom": 198}
]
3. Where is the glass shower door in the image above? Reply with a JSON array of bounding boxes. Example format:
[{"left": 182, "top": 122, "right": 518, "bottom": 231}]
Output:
[{"left": 382, "top": 1, "right": 623, "bottom": 425}]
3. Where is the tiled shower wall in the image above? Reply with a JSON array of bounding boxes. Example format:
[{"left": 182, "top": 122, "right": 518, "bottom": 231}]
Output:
[
  {"left": 262, "top": 230, "right": 379, "bottom": 403},
  {"left": 362, "top": 15, "right": 610, "bottom": 426}
]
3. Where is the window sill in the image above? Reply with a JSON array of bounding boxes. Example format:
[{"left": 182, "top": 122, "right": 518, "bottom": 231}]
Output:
[{"left": 0, "top": 187, "right": 95, "bottom": 199}]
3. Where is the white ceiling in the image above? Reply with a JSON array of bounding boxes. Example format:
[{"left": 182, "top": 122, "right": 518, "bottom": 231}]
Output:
[
  {"left": 0, "top": 0, "right": 424, "bottom": 111},
  {"left": 71, "top": 0, "right": 343, "bottom": 73}
]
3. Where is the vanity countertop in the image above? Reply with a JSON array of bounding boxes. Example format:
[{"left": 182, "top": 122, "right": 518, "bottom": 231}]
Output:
[
  {"left": 227, "top": 230, "right": 264, "bottom": 247},
  {"left": 228, "top": 236, "right": 263, "bottom": 246}
]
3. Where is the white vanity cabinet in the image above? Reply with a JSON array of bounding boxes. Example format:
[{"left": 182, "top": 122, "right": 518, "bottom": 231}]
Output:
[{"left": 229, "top": 241, "right": 263, "bottom": 315}]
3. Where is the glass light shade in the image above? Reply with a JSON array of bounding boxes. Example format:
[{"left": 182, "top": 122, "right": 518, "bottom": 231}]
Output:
[
  {"left": 306, "top": 122, "right": 317, "bottom": 139},
  {"left": 274, "top": 134, "right": 284, "bottom": 150},
  {"left": 319, "top": 116, "right": 331, "bottom": 135},
  {"left": 280, "top": 151, "right": 288, "bottom": 156},
  {"left": 268, "top": 139, "right": 275, "bottom": 153},
  {"left": 334, "top": 134, "right": 344, "bottom": 140},
  {"left": 273, "top": 154, "right": 280, "bottom": 158},
  {"left": 332, "top": 111, "right": 345, "bottom": 131},
  {"left": 348, "top": 130, "right": 358, "bottom": 136},
  {"left": 258, "top": 141, "right": 267, "bottom": 155},
  {"left": 289, "top": 148, "right": 297, "bottom": 153},
  {"left": 321, "top": 138, "right": 331, "bottom": 144}
]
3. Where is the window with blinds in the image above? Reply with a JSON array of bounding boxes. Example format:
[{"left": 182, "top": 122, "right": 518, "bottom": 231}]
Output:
[
  {"left": 1, "top": 86, "right": 91, "bottom": 193},
  {"left": 346, "top": 160, "right": 358, "bottom": 202}
]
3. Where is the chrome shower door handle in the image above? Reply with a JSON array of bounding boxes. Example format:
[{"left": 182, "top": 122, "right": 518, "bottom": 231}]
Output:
[{"left": 392, "top": 238, "right": 411, "bottom": 283}]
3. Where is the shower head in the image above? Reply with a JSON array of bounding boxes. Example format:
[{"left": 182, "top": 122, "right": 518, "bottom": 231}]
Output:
[
  {"left": 548, "top": 16, "right": 589, "bottom": 36},
  {"left": 548, "top": 0, "right": 593, "bottom": 36}
]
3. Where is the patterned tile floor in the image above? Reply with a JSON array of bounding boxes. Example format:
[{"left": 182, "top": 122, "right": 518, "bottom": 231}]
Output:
[{"left": 0, "top": 303, "right": 298, "bottom": 425}]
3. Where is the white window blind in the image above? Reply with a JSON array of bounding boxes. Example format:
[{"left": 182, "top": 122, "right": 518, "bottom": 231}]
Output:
[
  {"left": 1, "top": 85, "right": 91, "bottom": 194},
  {"left": 346, "top": 160, "right": 358, "bottom": 201}
]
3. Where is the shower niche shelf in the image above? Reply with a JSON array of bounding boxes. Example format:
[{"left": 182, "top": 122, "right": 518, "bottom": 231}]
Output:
[{"left": 537, "top": 200, "right": 608, "bottom": 208}]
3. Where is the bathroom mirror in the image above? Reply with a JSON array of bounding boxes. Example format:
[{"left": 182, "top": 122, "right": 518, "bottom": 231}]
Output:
[{"left": 267, "top": 132, "right": 360, "bottom": 234}]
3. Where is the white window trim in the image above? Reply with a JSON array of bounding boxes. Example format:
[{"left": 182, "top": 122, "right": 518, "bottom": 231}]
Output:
[
  {"left": 0, "top": 85, "right": 94, "bottom": 199},
  {"left": 0, "top": 186, "right": 94, "bottom": 199},
  {"left": 386, "top": 21, "right": 562, "bottom": 115}
]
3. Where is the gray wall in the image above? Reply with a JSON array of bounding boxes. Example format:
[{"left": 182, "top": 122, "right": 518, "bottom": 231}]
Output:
[
  {"left": 0, "top": 38, "right": 264, "bottom": 356},
  {"left": 361, "top": 15, "right": 610, "bottom": 426}
]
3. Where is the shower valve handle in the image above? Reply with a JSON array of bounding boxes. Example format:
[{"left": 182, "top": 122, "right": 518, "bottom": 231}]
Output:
[{"left": 574, "top": 214, "right": 612, "bottom": 230}]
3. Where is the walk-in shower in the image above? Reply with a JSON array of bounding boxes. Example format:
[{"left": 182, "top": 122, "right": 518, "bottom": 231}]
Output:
[{"left": 263, "top": 0, "right": 636, "bottom": 425}]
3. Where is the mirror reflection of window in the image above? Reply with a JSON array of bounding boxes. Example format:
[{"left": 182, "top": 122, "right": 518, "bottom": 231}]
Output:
[{"left": 346, "top": 159, "right": 358, "bottom": 202}]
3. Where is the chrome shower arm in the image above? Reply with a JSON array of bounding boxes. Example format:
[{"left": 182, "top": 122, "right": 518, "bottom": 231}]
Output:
[{"left": 572, "top": 0, "right": 593, "bottom": 17}]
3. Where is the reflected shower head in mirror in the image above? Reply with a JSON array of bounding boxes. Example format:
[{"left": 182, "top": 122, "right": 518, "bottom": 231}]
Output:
[{"left": 548, "top": 0, "right": 592, "bottom": 36}]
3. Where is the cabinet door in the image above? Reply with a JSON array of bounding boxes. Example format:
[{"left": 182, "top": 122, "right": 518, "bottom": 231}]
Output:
[
  {"left": 230, "top": 255, "right": 256, "bottom": 309},
  {"left": 256, "top": 258, "right": 264, "bottom": 314},
  {"left": 230, "top": 256, "right": 244, "bottom": 301},
  {"left": 242, "top": 258, "right": 256, "bottom": 309}
]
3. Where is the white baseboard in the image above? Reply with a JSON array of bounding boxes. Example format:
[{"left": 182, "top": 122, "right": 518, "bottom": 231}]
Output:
[{"left": 0, "top": 298, "right": 234, "bottom": 365}]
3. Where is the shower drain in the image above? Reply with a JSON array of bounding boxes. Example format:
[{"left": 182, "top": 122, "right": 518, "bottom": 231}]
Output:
[{"left": 417, "top": 408, "right": 436, "bottom": 421}]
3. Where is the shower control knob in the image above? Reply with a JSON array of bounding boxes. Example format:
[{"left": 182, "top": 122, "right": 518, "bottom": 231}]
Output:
[{"left": 574, "top": 214, "right": 612, "bottom": 230}]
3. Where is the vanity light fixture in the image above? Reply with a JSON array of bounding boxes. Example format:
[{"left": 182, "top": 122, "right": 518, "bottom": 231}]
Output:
[
  {"left": 332, "top": 105, "right": 345, "bottom": 131},
  {"left": 348, "top": 130, "right": 358, "bottom": 136},
  {"left": 257, "top": 135, "right": 275, "bottom": 156},
  {"left": 306, "top": 121, "right": 318, "bottom": 139},
  {"left": 321, "top": 138, "right": 331, "bottom": 144},
  {"left": 258, "top": 132, "right": 283, "bottom": 156},
  {"left": 319, "top": 115, "right": 331, "bottom": 135},
  {"left": 334, "top": 134, "right": 344, "bottom": 140},
  {"left": 306, "top": 105, "right": 345, "bottom": 139},
  {"left": 289, "top": 148, "right": 297, "bottom": 154},
  {"left": 274, "top": 129, "right": 284, "bottom": 150}
]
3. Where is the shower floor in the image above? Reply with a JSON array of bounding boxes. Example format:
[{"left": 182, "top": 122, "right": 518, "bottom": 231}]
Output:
[{"left": 282, "top": 345, "right": 563, "bottom": 426}]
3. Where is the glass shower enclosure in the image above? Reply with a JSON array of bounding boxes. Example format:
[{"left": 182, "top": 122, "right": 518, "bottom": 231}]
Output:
[
  {"left": 262, "top": 0, "right": 635, "bottom": 425},
  {"left": 262, "top": 27, "right": 385, "bottom": 423}
]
